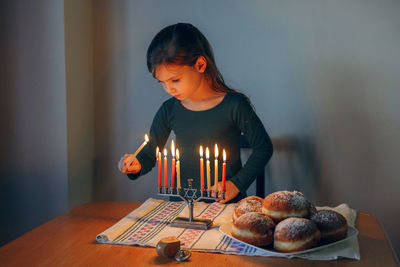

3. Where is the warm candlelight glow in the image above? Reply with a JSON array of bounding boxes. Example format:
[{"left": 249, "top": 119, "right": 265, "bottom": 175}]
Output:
[
  {"left": 163, "top": 148, "right": 168, "bottom": 189},
  {"left": 200, "top": 145, "right": 204, "bottom": 191},
  {"left": 126, "top": 134, "right": 149, "bottom": 167},
  {"left": 176, "top": 149, "right": 181, "bottom": 189},
  {"left": 171, "top": 141, "right": 175, "bottom": 189},
  {"left": 214, "top": 144, "right": 219, "bottom": 193},
  {"left": 206, "top": 147, "right": 210, "bottom": 191},
  {"left": 222, "top": 149, "right": 226, "bottom": 192},
  {"left": 157, "top": 146, "right": 161, "bottom": 188}
]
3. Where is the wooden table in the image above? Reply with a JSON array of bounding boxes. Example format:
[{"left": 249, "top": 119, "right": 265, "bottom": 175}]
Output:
[{"left": 0, "top": 202, "right": 398, "bottom": 267}]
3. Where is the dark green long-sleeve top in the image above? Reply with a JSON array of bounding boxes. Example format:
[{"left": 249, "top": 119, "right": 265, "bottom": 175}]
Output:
[{"left": 128, "top": 92, "right": 273, "bottom": 195}]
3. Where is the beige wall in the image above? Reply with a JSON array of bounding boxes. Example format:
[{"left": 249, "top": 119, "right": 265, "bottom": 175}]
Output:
[
  {"left": 0, "top": 0, "right": 69, "bottom": 245},
  {"left": 64, "top": 0, "right": 95, "bottom": 208}
]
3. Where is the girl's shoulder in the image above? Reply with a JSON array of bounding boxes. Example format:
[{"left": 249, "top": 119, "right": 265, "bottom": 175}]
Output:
[
  {"left": 160, "top": 97, "right": 180, "bottom": 109},
  {"left": 225, "top": 91, "right": 252, "bottom": 107}
]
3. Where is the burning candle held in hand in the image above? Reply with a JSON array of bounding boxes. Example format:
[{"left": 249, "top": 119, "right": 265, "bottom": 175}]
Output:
[{"left": 126, "top": 134, "right": 149, "bottom": 167}]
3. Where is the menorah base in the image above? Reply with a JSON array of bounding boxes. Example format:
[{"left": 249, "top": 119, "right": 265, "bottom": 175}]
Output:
[{"left": 169, "top": 217, "right": 213, "bottom": 230}]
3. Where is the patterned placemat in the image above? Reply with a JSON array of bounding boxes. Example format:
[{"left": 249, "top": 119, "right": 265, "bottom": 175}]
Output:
[{"left": 96, "top": 198, "right": 360, "bottom": 260}]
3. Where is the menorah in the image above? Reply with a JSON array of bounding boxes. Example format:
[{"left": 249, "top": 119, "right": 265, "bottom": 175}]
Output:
[{"left": 158, "top": 179, "right": 225, "bottom": 230}]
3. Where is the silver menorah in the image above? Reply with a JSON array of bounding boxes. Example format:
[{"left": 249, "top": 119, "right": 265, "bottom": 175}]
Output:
[{"left": 158, "top": 179, "right": 225, "bottom": 230}]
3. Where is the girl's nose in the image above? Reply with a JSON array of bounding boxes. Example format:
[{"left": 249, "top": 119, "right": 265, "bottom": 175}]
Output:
[{"left": 166, "top": 85, "right": 175, "bottom": 94}]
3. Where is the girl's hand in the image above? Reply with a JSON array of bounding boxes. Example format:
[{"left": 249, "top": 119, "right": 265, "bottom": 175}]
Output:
[
  {"left": 118, "top": 154, "right": 142, "bottom": 174},
  {"left": 217, "top": 180, "right": 240, "bottom": 204}
]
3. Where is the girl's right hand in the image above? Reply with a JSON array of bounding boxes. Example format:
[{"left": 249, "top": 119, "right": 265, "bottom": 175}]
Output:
[{"left": 118, "top": 154, "right": 142, "bottom": 174}]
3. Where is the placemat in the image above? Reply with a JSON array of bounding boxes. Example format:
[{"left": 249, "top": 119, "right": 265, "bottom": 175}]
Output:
[{"left": 96, "top": 198, "right": 359, "bottom": 260}]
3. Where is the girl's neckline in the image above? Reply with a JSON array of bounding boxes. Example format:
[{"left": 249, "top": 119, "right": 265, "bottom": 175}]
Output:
[{"left": 177, "top": 93, "right": 229, "bottom": 112}]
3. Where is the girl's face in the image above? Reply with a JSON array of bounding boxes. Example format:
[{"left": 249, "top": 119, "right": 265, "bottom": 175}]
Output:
[{"left": 154, "top": 58, "right": 207, "bottom": 101}]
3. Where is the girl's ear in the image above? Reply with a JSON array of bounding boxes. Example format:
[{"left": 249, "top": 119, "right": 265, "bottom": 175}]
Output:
[{"left": 194, "top": 56, "right": 207, "bottom": 73}]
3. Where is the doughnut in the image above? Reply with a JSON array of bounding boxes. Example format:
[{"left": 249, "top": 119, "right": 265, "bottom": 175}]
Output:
[
  {"left": 232, "top": 196, "right": 263, "bottom": 222},
  {"left": 274, "top": 217, "right": 321, "bottom": 252},
  {"left": 262, "top": 191, "right": 309, "bottom": 222},
  {"left": 232, "top": 212, "right": 275, "bottom": 246},
  {"left": 310, "top": 210, "right": 348, "bottom": 243}
]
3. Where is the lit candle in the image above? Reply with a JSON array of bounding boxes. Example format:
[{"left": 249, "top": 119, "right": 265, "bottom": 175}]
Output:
[
  {"left": 171, "top": 141, "right": 175, "bottom": 189},
  {"left": 214, "top": 144, "right": 219, "bottom": 193},
  {"left": 163, "top": 148, "right": 168, "bottom": 189},
  {"left": 176, "top": 149, "right": 181, "bottom": 189},
  {"left": 222, "top": 149, "right": 227, "bottom": 192},
  {"left": 157, "top": 147, "right": 161, "bottom": 188},
  {"left": 206, "top": 147, "right": 211, "bottom": 191},
  {"left": 200, "top": 146, "right": 204, "bottom": 191},
  {"left": 126, "top": 134, "right": 149, "bottom": 168}
]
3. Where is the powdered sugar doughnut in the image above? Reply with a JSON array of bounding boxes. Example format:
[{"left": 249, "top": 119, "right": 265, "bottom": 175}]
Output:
[
  {"left": 274, "top": 217, "right": 321, "bottom": 252},
  {"left": 232, "top": 196, "right": 263, "bottom": 222},
  {"left": 232, "top": 212, "right": 275, "bottom": 246},
  {"left": 262, "top": 191, "right": 309, "bottom": 222},
  {"left": 310, "top": 210, "right": 348, "bottom": 243}
]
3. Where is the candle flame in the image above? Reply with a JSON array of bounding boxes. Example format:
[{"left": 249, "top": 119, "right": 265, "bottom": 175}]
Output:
[
  {"left": 206, "top": 147, "right": 210, "bottom": 159},
  {"left": 200, "top": 145, "right": 203, "bottom": 157},
  {"left": 163, "top": 148, "right": 167, "bottom": 156},
  {"left": 145, "top": 134, "right": 149, "bottom": 142},
  {"left": 156, "top": 146, "right": 159, "bottom": 159},
  {"left": 176, "top": 149, "right": 180, "bottom": 160},
  {"left": 223, "top": 149, "right": 226, "bottom": 162},
  {"left": 171, "top": 140, "right": 175, "bottom": 157},
  {"left": 215, "top": 144, "right": 219, "bottom": 158}
]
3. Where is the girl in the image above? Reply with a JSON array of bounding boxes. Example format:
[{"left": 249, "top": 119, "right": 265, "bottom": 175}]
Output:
[{"left": 118, "top": 23, "right": 273, "bottom": 203}]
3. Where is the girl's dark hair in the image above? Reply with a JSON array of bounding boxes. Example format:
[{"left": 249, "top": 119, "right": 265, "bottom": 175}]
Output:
[{"left": 146, "top": 23, "right": 237, "bottom": 94}]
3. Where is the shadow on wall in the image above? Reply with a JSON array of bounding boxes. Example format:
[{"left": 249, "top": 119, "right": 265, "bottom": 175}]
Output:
[
  {"left": 92, "top": 2, "right": 117, "bottom": 201},
  {"left": 267, "top": 136, "right": 321, "bottom": 203}
]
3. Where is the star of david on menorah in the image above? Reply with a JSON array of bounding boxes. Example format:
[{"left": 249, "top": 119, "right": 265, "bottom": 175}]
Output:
[
  {"left": 130, "top": 136, "right": 227, "bottom": 230},
  {"left": 158, "top": 178, "right": 225, "bottom": 230}
]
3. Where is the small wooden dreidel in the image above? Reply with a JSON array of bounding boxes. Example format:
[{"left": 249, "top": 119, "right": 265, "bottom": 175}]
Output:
[{"left": 156, "top": 236, "right": 181, "bottom": 258}]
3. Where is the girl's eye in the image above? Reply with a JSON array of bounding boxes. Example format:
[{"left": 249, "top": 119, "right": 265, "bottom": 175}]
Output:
[{"left": 172, "top": 79, "right": 180, "bottom": 83}]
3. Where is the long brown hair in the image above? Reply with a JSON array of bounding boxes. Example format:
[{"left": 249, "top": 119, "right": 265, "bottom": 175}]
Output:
[{"left": 147, "top": 23, "right": 245, "bottom": 98}]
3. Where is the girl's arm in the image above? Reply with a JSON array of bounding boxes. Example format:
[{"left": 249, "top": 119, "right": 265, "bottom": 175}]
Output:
[
  {"left": 229, "top": 97, "right": 274, "bottom": 196},
  {"left": 123, "top": 101, "right": 172, "bottom": 180}
]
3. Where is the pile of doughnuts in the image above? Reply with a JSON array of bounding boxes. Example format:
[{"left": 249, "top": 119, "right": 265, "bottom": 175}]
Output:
[{"left": 231, "top": 190, "right": 348, "bottom": 252}]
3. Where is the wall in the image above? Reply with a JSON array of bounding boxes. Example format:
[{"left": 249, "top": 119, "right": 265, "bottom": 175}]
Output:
[
  {"left": 0, "top": 0, "right": 69, "bottom": 245},
  {"left": 91, "top": 0, "right": 400, "bottom": 258},
  {"left": 0, "top": 0, "right": 399, "bottom": 260},
  {"left": 64, "top": 0, "right": 95, "bottom": 208}
]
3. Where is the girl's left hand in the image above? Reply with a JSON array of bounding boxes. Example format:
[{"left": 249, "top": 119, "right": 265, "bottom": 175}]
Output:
[{"left": 217, "top": 180, "right": 240, "bottom": 204}]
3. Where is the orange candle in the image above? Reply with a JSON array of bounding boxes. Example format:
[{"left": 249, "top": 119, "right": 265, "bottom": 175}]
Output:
[
  {"left": 171, "top": 141, "right": 175, "bottom": 189},
  {"left": 176, "top": 149, "right": 181, "bottom": 189},
  {"left": 163, "top": 148, "right": 168, "bottom": 188},
  {"left": 222, "top": 149, "right": 226, "bottom": 192},
  {"left": 200, "top": 146, "right": 204, "bottom": 191},
  {"left": 206, "top": 147, "right": 211, "bottom": 191},
  {"left": 214, "top": 144, "right": 219, "bottom": 193},
  {"left": 157, "top": 147, "right": 161, "bottom": 188}
]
